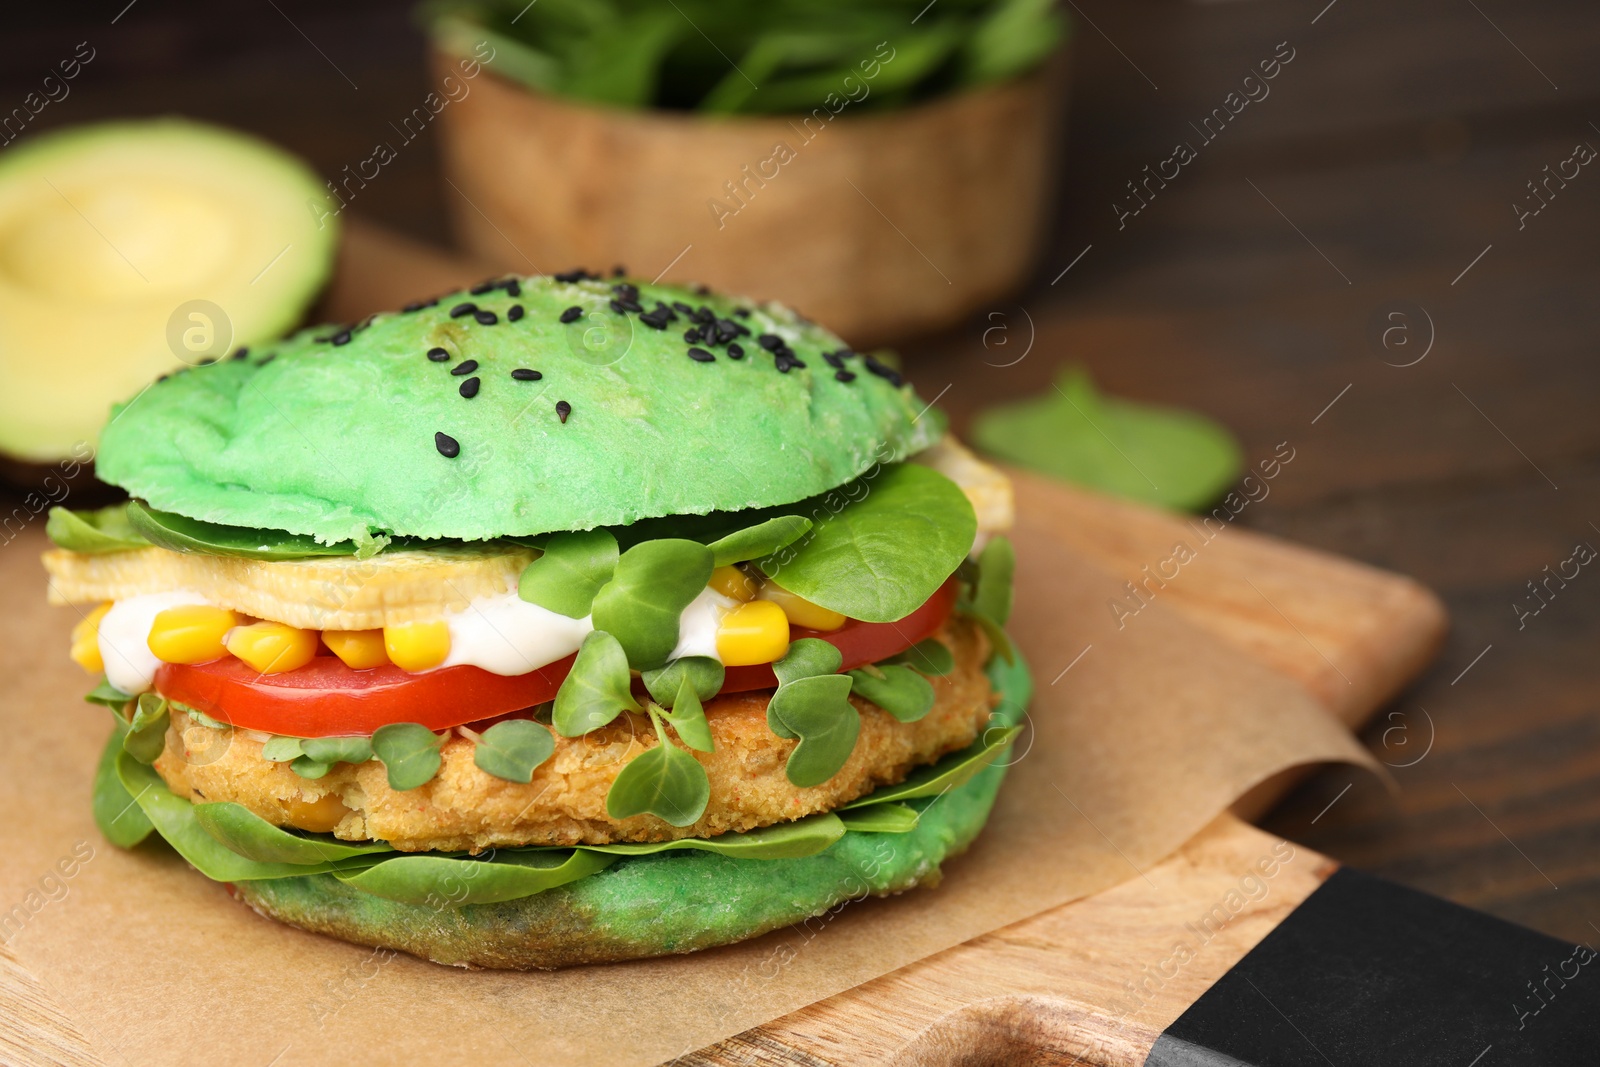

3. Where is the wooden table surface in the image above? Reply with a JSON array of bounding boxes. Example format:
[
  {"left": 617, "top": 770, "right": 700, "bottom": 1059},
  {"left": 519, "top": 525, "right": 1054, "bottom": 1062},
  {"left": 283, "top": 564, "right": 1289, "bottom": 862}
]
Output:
[{"left": 5, "top": 0, "right": 1598, "bottom": 956}]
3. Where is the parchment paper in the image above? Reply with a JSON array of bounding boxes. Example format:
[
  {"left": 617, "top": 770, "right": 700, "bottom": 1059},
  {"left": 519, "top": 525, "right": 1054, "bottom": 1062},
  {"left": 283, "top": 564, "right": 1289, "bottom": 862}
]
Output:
[{"left": 0, "top": 497, "right": 1374, "bottom": 1067}]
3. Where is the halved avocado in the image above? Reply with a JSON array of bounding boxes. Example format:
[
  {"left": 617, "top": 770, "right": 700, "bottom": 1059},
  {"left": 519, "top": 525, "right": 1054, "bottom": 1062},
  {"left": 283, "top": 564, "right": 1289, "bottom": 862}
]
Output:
[{"left": 0, "top": 118, "right": 337, "bottom": 462}]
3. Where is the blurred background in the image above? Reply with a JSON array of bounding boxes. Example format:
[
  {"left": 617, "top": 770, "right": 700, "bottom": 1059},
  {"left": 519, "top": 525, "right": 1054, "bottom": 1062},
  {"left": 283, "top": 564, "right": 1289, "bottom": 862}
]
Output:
[{"left": 4, "top": 0, "right": 1600, "bottom": 947}]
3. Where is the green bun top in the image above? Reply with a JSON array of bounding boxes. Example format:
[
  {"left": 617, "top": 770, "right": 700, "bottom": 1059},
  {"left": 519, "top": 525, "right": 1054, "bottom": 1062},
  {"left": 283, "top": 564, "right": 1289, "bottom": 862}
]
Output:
[{"left": 95, "top": 273, "right": 942, "bottom": 544}]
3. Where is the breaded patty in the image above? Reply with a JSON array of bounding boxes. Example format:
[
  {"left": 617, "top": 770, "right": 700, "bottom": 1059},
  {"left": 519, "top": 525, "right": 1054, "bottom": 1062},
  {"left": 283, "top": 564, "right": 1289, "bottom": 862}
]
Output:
[{"left": 154, "top": 615, "right": 994, "bottom": 852}]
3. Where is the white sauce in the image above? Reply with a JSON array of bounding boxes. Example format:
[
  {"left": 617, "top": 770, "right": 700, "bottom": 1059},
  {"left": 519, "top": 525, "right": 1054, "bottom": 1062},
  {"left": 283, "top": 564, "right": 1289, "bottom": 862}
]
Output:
[
  {"left": 437, "top": 591, "right": 594, "bottom": 676},
  {"left": 98, "top": 590, "right": 210, "bottom": 695},
  {"left": 669, "top": 587, "right": 739, "bottom": 662}
]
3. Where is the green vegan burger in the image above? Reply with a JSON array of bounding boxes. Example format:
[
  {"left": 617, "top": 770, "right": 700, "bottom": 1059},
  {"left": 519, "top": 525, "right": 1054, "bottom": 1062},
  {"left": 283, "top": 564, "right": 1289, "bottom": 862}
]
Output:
[{"left": 43, "top": 272, "right": 1027, "bottom": 969}]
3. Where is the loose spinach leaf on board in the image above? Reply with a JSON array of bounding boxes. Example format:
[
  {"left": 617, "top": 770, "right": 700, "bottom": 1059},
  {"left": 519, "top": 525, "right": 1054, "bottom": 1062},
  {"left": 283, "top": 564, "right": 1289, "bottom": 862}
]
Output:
[
  {"left": 123, "top": 693, "right": 169, "bottom": 764},
  {"left": 47, "top": 504, "right": 150, "bottom": 553},
  {"left": 661, "top": 676, "right": 714, "bottom": 753},
  {"left": 517, "top": 529, "right": 618, "bottom": 618},
  {"left": 332, "top": 848, "right": 616, "bottom": 906},
  {"left": 766, "top": 673, "right": 859, "bottom": 787},
  {"left": 84, "top": 678, "right": 134, "bottom": 709},
  {"left": 837, "top": 802, "right": 920, "bottom": 833},
  {"left": 125, "top": 500, "right": 381, "bottom": 559},
  {"left": 641, "top": 656, "right": 724, "bottom": 706},
  {"left": 585, "top": 811, "right": 846, "bottom": 859},
  {"left": 756, "top": 464, "right": 975, "bottom": 623},
  {"left": 552, "top": 630, "right": 640, "bottom": 736},
  {"left": 972, "top": 535, "right": 1015, "bottom": 627},
  {"left": 590, "top": 538, "right": 714, "bottom": 669},
  {"left": 705, "top": 515, "right": 812, "bottom": 567},
  {"left": 370, "top": 723, "right": 447, "bottom": 791},
  {"left": 884, "top": 637, "right": 955, "bottom": 676},
  {"left": 192, "top": 802, "right": 392, "bottom": 865},
  {"left": 116, "top": 752, "right": 366, "bottom": 880},
  {"left": 847, "top": 664, "right": 935, "bottom": 723},
  {"left": 842, "top": 725, "right": 1021, "bottom": 808},
  {"left": 93, "top": 720, "right": 154, "bottom": 847},
  {"left": 972, "top": 366, "right": 1244, "bottom": 512},
  {"left": 472, "top": 719, "right": 556, "bottom": 783},
  {"left": 605, "top": 711, "right": 711, "bottom": 827}
]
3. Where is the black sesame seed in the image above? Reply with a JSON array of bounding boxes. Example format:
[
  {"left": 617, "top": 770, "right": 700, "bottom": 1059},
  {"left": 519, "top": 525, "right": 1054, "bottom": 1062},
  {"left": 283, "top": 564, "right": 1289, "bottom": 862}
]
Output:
[
  {"left": 714, "top": 321, "right": 741, "bottom": 344},
  {"left": 687, "top": 347, "right": 715, "bottom": 363},
  {"left": 864, "top": 355, "right": 904, "bottom": 386},
  {"left": 757, "top": 334, "right": 784, "bottom": 352},
  {"left": 155, "top": 373, "right": 170, "bottom": 382},
  {"left": 559, "top": 306, "right": 583, "bottom": 324},
  {"left": 331, "top": 330, "right": 352, "bottom": 346},
  {"left": 459, "top": 376, "right": 481, "bottom": 398},
  {"left": 451, "top": 360, "right": 479, "bottom": 376},
  {"left": 612, "top": 265, "right": 627, "bottom": 277},
  {"left": 230, "top": 347, "right": 249, "bottom": 361},
  {"left": 692, "top": 283, "right": 711, "bottom": 295},
  {"left": 774, "top": 358, "right": 794, "bottom": 374},
  {"left": 450, "top": 302, "right": 477, "bottom": 318},
  {"left": 401, "top": 299, "right": 436, "bottom": 313},
  {"left": 683, "top": 327, "right": 702, "bottom": 343},
  {"left": 507, "top": 304, "right": 525, "bottom": 322},
  {"left": 639, "top": 310, "right": 670, "bottom": 330},
  {"left": 727, "top": 342, "right": 745, "bottom": 359},
  {"left": 734, "top": 307, "right": 751, "bottom": 318},
  {"left": 612, "top": 282, "right": 639, "bottom": 299},
  {"left": 198, "top": 357, "right": 217, "bottom": 366},
  {"left": 556, "top": 400, "right": 572, "bottom": 422},
  {"left": 435, "top": 432, "right": 460, "bottom": 458},
  {"left": 511, "top": 368, "right": 542, "bottom": 381},
  {"left": 470, "top": 280, "right": 496, "bottom": 296},
  {"left": 255, "top": 354, "right": 276, "bottom": 366},
  {"left": 612, "top": 297, "right": 643, "bottom": 314},
  {"left": 822, "top": 351, "right": 845, "bottom": 369},
  {"left": 835, "top": 370, "right": 857, "bottom": 383},
  {"left": 691, "top": 306, "right": 716, "bottom": 325},
  {"left": 672, "top": 301, "right": 694, "bottom": 315},
  {"left": 504, "top": 280, "right": 522, "bottom": 297},
  {"left": 553, "top": 268, "right": 590, "bottom": 284},
  {"left": 427, "top": 347, "right": 450, "bottom": 362},
  {"left": 788, "top": 357, "right": 807, "bottom": 369},
  {"left": 474, "top": 309, "right": 498, "bottom": 326}
]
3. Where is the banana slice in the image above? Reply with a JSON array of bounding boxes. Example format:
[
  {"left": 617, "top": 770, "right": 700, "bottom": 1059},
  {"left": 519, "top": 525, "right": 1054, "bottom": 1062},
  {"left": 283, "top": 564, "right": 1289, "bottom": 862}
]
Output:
[{"left": 42, "top": 544, "right": 533, "bottom": 630}]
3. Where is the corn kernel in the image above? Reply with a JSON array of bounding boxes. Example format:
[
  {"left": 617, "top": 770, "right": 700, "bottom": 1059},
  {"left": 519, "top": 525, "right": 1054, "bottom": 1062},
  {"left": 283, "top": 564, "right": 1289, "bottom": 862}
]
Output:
[
  {"left": 69, "top": 601, "right": 113, "bottom": 674},
  {"left": 147, "top": 604, "right": 240, "bottom": 665},
  {"left": 708, "top": 565, "right": 759, "bottom": 602},
  {"left": 323, "top": 629, "right": 390, "bottom": 670},
  {"left": 759, "top": 583, "right": 846, "bottom": 632},
  {"left": 716, "top": 600, "right": 791, "bottom": 666},
  {"left": 226, "top": 621, "right": 318, "bottom": 675},
  {"left": 384, "top": 619, "right": 451, "bottom": 672}
]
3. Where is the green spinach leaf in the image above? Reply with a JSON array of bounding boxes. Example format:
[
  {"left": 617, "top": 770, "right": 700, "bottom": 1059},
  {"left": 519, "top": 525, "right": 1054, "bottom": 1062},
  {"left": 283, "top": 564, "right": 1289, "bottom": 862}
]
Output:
[
  {"left": 370, "top": 723, "right": 447, "bottom": 791},
  {"left": 47, "top": 504, "right": 149, "bottom": 553},
  {"left": 84, "top": 678, "right": 134, "bottom": 710},
  {"left": 641, "top": 656, "right": 724, "bottom": 706},
  {"left": 767, "top": 673, "right": 859, "bottom": 787},
  {"left": 767, "top": 638, "right": 844, "bottom": 739},
  {"left": 552, "top": 630, "right": 640, "bottom": 736},
  {"left": 192, "top": 802, "right": 391, "bottom": 865},
  {"left": 261, "top": 735, "right": 304, "bottom": 762},
  {"left": 124, "top": 693, "right": 169, "bottom": 764},
  {"left": 93, "top": 721, "right": 154, "bottom": 847},
  {"left": 885, "top": 637, "right": 955, "bottom": 676},
  {"left": 756, "top": 464, "right": 975, "bottom": 623},
  {"left": 585, "top": 811, "right": 845, "bottom": 859},
  {"left": 847, "top": 664, "right": 935, "bottom": 722},
  {"left": 590, "top": 538, "right": 714, "bottom": 668},
  {"left": 126, "top": 500, "right": 378, "bottom": 560},
  {"left": 517, "top": 529, "right": 618, "bottom": 618},
  {"left": 661, "top": 676, "right": 714, "bottom": 753},
  {"left": 332, "top": 848, "right": 616, "bottom": 906},
  {"left": 472, "top": 719, "right": 556, "bottom": 783},
  {"left": 842, "top": 724, "right": 1021, "bottom": 808},
  {"left": 972, "top": 366, "right": 1244, "bottom": 511},
  {"left": 301, "top": 736, "right": 374, "bottom": 766},
  {"left": 605, "top": 711, "right": 711, "bottom": 826},
  {"left": 837, "top": 802, "right": 920, "bottom": 833},
  {"left": 705, "top": 515, "right": 812, "bottom": 567},
  {"left": 973, "top": 535, "right": 1015, "bottom": 626}
]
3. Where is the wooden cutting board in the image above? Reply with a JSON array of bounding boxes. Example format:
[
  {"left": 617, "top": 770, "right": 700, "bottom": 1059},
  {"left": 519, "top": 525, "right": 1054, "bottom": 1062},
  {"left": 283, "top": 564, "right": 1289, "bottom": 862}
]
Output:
[{"left": 0, "top": 223, "right": 1447, "bottom": 1066}]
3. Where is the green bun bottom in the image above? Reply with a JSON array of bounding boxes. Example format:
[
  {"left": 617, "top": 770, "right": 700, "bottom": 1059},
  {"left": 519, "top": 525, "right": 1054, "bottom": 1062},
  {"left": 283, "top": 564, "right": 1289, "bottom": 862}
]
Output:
[{"left": 232, "top": 653, "right": 1032, "bottom": 970}]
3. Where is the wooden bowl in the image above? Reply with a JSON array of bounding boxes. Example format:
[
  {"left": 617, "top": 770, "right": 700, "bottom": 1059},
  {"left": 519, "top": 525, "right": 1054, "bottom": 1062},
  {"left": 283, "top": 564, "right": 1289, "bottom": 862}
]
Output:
[{"left": 432, "top": 52, "right": 1066, "bottom": 345}]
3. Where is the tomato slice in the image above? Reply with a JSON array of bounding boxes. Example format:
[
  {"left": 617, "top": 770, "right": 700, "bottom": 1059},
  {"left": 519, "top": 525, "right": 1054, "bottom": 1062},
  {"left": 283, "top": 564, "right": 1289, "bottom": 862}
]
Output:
[{"left": 154, "top": 578, "right": 958, "bottom": 737}]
